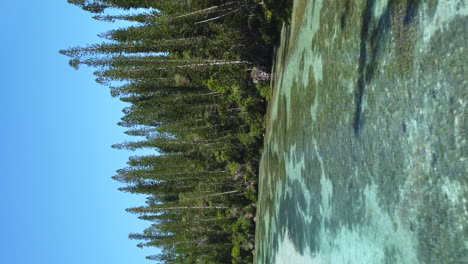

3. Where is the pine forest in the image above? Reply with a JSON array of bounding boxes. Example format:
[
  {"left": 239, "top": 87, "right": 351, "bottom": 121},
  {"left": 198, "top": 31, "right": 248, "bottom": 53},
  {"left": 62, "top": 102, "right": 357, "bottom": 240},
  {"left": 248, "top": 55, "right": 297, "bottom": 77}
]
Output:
[{"left": 61, "top": 0, "right": 288, "bottom": 263}]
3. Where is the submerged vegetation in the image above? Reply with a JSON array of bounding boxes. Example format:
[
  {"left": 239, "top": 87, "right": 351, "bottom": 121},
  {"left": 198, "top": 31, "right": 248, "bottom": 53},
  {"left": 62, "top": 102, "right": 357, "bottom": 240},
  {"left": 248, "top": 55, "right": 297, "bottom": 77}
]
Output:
[{"left": 61, "top": 0, "right": 290, "bottom": 263}]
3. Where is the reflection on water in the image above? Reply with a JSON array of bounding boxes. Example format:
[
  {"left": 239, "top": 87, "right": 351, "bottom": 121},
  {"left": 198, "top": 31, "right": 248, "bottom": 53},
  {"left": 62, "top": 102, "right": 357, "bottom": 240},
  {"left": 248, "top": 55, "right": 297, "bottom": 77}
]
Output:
[{"left": 254, "top": 0, "right": 467, "bottom": 263}]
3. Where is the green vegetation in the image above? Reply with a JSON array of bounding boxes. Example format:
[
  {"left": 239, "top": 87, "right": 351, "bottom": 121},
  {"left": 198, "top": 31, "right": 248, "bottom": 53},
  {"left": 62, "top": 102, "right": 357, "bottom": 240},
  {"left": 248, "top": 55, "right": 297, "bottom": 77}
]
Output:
[
  {"left": 263, "top": 0, "right": 294, "bottom": 23},
  {"left": 60, "top": 0, "right": 289, "bottom": 263}
]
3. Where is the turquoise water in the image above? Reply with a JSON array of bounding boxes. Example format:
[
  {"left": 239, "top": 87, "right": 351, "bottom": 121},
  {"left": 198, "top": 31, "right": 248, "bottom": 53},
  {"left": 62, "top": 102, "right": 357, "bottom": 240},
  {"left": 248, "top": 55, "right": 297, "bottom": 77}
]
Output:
[{"left": 254, "top": 0, "right": 467, "bottom": 263}]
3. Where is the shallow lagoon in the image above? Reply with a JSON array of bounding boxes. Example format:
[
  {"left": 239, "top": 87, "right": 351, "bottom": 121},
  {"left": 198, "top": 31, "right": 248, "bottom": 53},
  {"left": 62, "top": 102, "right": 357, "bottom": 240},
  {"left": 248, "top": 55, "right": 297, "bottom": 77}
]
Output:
[{"left": 254, "top": 0, "right": 467, "bottom": 263}]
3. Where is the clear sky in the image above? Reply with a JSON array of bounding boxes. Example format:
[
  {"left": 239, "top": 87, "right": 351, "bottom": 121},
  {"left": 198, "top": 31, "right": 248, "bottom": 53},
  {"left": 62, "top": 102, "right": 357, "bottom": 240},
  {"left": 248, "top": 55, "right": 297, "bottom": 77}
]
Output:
[{"left": 0, "top": 1, "right": 158, "bottom": 263}]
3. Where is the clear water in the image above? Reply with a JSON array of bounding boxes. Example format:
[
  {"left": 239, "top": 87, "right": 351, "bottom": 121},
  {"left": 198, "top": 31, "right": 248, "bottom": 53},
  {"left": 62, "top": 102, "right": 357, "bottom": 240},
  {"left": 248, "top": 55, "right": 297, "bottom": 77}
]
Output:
[{"left": 254, "top": 0, "right": 467, "bottom": 263}]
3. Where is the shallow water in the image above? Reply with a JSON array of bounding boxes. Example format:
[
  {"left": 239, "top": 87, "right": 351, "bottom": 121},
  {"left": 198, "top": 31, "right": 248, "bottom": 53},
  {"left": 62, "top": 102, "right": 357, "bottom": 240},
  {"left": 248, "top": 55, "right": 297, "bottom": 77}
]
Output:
[{"left": 254, "top": 0, "right": 467, "bottom": 263}]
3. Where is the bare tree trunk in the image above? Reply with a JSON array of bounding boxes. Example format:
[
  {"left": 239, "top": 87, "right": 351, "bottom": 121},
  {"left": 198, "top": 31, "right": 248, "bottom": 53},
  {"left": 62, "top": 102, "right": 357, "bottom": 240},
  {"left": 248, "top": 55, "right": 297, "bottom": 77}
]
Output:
[
  {"left": 183, "top": 190, "right": 240, "bottom": 201},
  {"left": 170, "top": 2, "right": 238, "bottom": 21},
  {"left": 154, "top": 205, "right": 229, "bottom": 211},
  {"left": 195, "top": 8, "right": 241, "bottom": 25},
  {"left": 152, "top": 60, "right": 251, "bottom": 70},
  {"left": 206, "top": 190, "right": 239, "bottom": 197}
]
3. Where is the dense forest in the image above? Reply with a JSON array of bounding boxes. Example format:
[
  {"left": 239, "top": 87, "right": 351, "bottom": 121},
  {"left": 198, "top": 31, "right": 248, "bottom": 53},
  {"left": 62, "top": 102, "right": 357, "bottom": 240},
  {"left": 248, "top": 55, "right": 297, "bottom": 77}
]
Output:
[{"left": 61, "top": 0, "right": 290, "bottom": 263}]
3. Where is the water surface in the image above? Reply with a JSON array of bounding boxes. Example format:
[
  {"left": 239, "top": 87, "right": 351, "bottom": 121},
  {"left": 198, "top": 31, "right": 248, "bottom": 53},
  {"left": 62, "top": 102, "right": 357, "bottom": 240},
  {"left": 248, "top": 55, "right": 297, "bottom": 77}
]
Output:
[{"left": 255, "top": 0, "right": 467, "bottom": 263}]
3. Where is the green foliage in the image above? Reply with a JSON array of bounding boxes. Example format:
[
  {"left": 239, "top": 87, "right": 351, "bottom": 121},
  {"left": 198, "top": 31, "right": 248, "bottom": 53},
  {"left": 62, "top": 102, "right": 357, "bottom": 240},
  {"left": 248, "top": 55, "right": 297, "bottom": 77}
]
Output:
[
  {"left": 263, "top": 0, "right": 294, "bottom": 23},
  {"left": 230, "top": 217, "right": 254, "bottom": 264},
  {"left": 255, "top": 83, "right": 271, "bottom": 101},
  {"left": 231, "top": 245, "right": 240, "bottom": 259},
  {"left": 61, "top": 0, "right": 289, "bottom": 262}
]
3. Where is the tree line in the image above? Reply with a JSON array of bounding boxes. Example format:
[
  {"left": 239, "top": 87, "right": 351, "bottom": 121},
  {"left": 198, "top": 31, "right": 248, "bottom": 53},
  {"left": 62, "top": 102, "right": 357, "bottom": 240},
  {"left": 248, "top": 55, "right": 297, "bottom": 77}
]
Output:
[{"left": 61, "top": 0, "right": 283, "bottom": 263}]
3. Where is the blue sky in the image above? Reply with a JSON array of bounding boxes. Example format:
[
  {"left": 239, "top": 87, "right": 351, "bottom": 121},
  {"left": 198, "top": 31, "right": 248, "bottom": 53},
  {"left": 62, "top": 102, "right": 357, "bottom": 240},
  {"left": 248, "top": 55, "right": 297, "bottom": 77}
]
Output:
[{"left": 0, "top": 1, "right": 157, "bottom": 263}]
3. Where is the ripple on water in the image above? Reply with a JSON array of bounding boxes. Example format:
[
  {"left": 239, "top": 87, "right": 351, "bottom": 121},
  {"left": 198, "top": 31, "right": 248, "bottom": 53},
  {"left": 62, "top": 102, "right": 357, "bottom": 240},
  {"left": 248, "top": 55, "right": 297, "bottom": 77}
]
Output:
[{"left": 255, "top": 0, "right": 467, "bottom": 263}]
